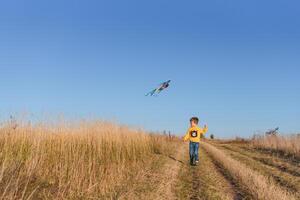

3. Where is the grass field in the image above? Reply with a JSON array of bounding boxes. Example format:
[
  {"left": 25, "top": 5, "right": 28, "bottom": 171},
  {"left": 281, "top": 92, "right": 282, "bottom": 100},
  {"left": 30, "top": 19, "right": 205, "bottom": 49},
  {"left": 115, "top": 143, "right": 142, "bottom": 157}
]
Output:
[{"left": 0, "top": 122, "right": 299, "bottom": 200}]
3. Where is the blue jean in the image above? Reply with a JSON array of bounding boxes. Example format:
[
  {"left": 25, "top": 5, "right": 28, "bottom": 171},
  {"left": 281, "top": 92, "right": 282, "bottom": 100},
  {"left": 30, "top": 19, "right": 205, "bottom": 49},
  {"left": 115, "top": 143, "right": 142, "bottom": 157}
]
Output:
[{"left": 189, "top": 142, "right": 199, "bottom": 162}]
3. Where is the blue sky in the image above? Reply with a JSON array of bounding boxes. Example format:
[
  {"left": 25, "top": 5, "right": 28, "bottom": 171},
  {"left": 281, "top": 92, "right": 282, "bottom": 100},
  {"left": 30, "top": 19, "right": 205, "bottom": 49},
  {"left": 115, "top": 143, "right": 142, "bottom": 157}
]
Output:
[{"left": 0, "top": 0, "right": 299, "bottom": 138}]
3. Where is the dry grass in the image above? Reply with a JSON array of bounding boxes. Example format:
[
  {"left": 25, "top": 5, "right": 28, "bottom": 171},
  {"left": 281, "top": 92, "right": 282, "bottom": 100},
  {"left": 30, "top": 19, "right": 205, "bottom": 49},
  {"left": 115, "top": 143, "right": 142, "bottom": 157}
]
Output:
[
  {"left": 251, "top": 134, "right": 300, "bottom": 159},
  {"left": 0, "top": 121, "right": 175, "bottom": 199},
  {"left": 202, "top": 142, "right": 296, "bottom": 200}
]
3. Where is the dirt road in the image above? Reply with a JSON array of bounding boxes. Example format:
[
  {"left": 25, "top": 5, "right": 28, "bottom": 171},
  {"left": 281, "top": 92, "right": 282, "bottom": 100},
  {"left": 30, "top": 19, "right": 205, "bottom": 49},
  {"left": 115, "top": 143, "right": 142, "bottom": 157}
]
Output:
[{"left": 119, "top": 141, "right": 298, "bottom": 200}]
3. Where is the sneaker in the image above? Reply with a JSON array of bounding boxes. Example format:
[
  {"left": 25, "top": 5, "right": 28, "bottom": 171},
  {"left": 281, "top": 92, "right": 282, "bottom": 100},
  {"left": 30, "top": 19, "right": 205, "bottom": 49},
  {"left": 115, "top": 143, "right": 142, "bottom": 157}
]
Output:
[
  {"left": 192, "top": 160, "right": 196, "bottom": 166},
  {"left": 195, "top": 160, "right": 199, "bottom": 165}
]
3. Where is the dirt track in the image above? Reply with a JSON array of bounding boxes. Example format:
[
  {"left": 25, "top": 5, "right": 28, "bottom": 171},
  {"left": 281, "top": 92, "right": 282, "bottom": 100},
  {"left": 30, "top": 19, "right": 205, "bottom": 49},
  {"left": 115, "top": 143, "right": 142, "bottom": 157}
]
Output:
[
  {"left": 119, "top": 141, "right": 299, "bottom": 200},
  {"left": 212, "top": 142, "right": 300, "bottom": 198},
  {"left": 156, "top": 143, "right": 249, "bottom": 200}
]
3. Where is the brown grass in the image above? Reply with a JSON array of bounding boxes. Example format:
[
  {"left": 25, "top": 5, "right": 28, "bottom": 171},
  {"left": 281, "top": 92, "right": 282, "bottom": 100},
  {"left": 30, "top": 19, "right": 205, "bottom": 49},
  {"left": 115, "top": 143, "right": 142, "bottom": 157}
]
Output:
[
  {"left": 0, "top": 121, "right": 175, "bottom": 199},
  {"left": 251, "top": 134, "right": 300, "bottom": 159},
  {"left": 202, "top": 141, "right": 296, "bottom": 200}
]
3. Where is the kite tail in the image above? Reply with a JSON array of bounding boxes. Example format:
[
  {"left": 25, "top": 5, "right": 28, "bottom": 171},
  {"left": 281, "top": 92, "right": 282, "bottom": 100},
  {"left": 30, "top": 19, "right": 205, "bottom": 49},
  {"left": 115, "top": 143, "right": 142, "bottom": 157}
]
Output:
[{"left": 145, "top": 89, "right": 157, "bottom": 96}]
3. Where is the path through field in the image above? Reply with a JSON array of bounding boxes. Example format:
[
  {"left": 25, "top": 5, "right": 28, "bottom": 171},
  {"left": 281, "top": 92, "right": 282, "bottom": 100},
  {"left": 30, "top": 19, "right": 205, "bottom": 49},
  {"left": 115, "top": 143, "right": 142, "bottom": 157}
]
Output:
[
  {"left": 174, "top": 144, "right": 245, "bottom": 200},
  {"left": 120, "top": 141, "right": 299, "bottom": 200}
]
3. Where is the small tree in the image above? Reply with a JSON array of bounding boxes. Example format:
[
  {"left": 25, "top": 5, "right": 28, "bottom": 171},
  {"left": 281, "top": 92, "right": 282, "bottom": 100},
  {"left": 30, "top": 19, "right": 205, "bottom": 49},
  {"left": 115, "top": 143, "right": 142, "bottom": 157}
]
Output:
[{"left": 210, "top": 134, "right": 214, "bottom": 140}]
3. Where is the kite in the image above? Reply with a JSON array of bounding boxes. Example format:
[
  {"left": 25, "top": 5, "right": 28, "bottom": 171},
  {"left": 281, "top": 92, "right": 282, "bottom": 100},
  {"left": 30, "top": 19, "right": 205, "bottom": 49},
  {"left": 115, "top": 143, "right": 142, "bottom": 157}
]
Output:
[{"left": 146, "top": 80, "right": 171, "bottom": 96}]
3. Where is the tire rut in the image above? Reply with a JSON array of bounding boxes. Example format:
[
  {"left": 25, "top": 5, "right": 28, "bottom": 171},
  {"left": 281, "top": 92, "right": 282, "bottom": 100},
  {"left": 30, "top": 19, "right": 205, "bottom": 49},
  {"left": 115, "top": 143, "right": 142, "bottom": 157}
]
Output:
[
  {"left": 221, "top": 145, "right": 300, "bottom": 177},
  {"left": 202, "top": 147, "right": 249, "bottom": 200},
  {"left": 177, "top": 145, "right": 242, "bottom": 200},
  {"left": 189, "top": 166, "right": 201, "bottom": 200},
  {"left": 213, "top": 143, "right": 300, "bottom": 196}
]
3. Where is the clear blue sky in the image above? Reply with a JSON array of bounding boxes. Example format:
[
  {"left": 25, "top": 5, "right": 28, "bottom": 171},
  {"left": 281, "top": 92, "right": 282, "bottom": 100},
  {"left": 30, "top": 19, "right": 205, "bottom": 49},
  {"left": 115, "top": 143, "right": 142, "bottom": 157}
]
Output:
[{"left": 1, "top": 0, "right": 299, "bottom": 138}]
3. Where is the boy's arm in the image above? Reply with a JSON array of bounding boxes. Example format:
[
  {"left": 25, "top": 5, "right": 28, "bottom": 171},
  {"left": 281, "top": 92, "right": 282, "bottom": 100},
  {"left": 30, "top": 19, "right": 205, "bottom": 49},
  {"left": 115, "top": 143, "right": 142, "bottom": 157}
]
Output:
[
  {"left": 203, "top": 125, "right": 208, "bottom": 133},
  {"left": 183, "top": 130, "right": 190, "bottom": 141}
]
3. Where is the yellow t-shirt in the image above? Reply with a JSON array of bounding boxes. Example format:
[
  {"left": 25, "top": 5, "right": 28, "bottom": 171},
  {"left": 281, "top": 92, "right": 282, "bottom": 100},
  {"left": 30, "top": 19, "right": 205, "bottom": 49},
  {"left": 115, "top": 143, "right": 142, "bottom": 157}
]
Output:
[{"left": 183, "top": 126, "right": 208, "bottom": 143}]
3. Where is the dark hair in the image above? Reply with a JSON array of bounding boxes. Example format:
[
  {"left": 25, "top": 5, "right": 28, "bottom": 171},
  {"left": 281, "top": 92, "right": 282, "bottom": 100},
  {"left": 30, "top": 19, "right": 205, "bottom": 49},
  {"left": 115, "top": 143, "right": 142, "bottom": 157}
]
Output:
[{"left": 190, "top": 117, "right": 199, "bottom": 124}]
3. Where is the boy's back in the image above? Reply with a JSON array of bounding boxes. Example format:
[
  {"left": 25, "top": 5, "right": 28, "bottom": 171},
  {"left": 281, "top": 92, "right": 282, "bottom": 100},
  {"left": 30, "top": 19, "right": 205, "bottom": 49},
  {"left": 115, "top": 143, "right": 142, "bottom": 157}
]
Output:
[{"left": 184, "top": 126, "right": 208, "bottom": 143}]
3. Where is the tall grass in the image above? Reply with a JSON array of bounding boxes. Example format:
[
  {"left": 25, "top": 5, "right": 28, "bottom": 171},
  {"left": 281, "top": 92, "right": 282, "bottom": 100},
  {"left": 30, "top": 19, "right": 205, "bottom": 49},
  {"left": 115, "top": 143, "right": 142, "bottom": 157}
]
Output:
[
  {"left": 251, "top": 134, "right": 300, "bottom": 159},
  {"left": 0, "top": 121, "right": 174, "bottom": 199},
  {"left": 202, "top": 142, "right": 296, "bottom": 200}
]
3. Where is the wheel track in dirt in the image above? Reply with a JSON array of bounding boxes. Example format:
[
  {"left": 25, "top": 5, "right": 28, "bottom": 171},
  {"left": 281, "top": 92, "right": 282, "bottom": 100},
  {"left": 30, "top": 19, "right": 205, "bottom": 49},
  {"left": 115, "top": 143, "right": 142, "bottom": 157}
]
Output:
[
  {"left": 211, "top": 142, "right": 300, "bottom": 197},
  {"left": 204, "top": 151, "right": 248, "bottom": 200},
  {"left": 241, "top": 146, "right": 300, "bottom": 166},
  {"left": 201, "top": 142, "right": 297, "bottom": 200},
  {"left": 189, "top": 165, "right": 201, "bottom": 200},
  {"left": 220, "top": 144, "right": 300, "bottom": 177},
  {"left": 176, "top": 144, "right": 245, "bottom": 200}
]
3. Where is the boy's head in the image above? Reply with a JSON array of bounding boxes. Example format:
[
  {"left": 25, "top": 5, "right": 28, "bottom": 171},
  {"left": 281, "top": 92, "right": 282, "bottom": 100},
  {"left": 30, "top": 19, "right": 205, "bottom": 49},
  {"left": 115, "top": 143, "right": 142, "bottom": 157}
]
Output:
[{"left": 190, "top": 117, "right": 199, "bottom": 127}]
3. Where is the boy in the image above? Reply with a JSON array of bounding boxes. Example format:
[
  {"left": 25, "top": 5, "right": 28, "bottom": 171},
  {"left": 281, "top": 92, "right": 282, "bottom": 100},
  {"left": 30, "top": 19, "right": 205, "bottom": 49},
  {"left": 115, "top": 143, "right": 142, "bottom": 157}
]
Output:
[{"left": 183, "top": 117, "right": 208, "bottom": 166}]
